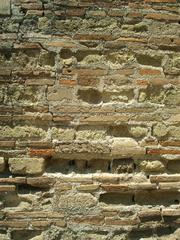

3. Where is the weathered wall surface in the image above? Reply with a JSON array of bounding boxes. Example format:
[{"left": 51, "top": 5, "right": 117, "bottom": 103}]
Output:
[{"left": 0, "top": 0, "right": 180, "bottom": 239}]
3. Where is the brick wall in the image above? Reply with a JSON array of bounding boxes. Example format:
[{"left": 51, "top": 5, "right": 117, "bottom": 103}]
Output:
[{"left": 0, "top": 0, "right": 180, "bottom": 239}]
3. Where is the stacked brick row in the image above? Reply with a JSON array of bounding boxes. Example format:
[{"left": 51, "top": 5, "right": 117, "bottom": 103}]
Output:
[{"left": 0, "top": 0, "right": 180, "bottom": 239}]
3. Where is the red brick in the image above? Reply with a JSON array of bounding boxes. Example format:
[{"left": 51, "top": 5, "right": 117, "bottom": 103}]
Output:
[
  {"left": 145, "top": 0, "right": 176, "bottom": 3},
  {"left": 147, "top": 148, "right": 180, "bottom": 155},
  {"left": 139, "top": 68, "right": 162, "bottom": 76},
  {"left": 59, "top": 79, "right": 77, "bottom": 86},
  {"left": 145, "top": 13, "right": 180, "bottom": 22},
  {"left": 29, "top": 148, "right": 55, "bottom": 157}
]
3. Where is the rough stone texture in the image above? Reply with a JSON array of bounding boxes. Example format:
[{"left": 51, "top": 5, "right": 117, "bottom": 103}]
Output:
[
  {"left": 8, "top": 158, "right": 45, "bottom": 175},
  {"left": 0, "top": 0, "right": 180, "bottom": 239},
  {"left": 0, "top": 0, "right": 11, "bottom": 16}
]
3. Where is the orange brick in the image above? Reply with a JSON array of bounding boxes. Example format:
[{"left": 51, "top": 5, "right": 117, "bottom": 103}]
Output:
[
  {"left": 145, "top": 0, "right": 176, "bottom": 3},
  {"left": 145, "top": 13, "right": 180, "bottom": 22},
  {"left": 139, "top": 68, "right": 162, "bottom": 76},
  {"left": 59, "top": 79, "right": 77, "bottom": 86},
  {"left": 29, "top": 148, "right": 55, "bottom": 157},
  {"left": 147, "top": 148, "right": 180, "bottom": 155},
  {"left": 136, "top": 79, "right": 149, "bottom": 86}
]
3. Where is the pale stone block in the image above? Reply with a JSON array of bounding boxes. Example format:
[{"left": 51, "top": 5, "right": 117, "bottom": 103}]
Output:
[
  {"left": 0, "top": 0, "right": 11, "bottom": 16},
  {"left": 111, "top": 138, "right": 145, "bottom": 157},
  {"left": 9, "top": 158, "right": 45, "bottom": 175},
  {"left": 0, "top": 157, "right": 5, "bottom": 172}
]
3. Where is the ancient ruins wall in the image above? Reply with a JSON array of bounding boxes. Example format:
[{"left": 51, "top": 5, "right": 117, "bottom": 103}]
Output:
[{"left": 0, "top": 0, "right": 180, "bottom": 239}]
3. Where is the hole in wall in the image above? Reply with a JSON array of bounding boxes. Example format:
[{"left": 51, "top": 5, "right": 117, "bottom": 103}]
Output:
[
  {"left": 167, "top": 160, "right": 180, "bottom": 173},
  {"left": 100, "top": 191, "right": 180, "bottom": 206},
  {"left": 68, "top": 160, "right": 75, "bottom": 167},
  {"left": 128, "top": 228, "right": 153, "bottom": 240},
  {"left": 156, "top": 226, "right": 176, "bottom": 237},
  {"left": 17, "top": 184, "right": 47, "bottom": 194},
  {"left": 77, "top": 89, "right": 102, "bottom": 104},
  {"left": 87, "top": 159, "right": 109, "bottom": 173},
  {"left": 135, "top": 191, "right": 180, "bottom": 206},
  {"left": 0, "top": 192, "right": 20, "bottom": 207},
  {"left": 67, "top": 69, "right": 72, "bottom": 73},
  {"left": 99, "top": 192, "right": 134, "bottom": 205},
  {"left": 108, "top": 125, "right": 130, "bottom": 137},
  {"left": 11, "top": 230, "right": 42, "bottom": 240},
  {"left": 132, "top": 195, "right": 135, "bottom": 204},
  {"left": 20, "top": 7, "right": 27, "bottom": 15},
  {"left": 111, "top": 158, "right": 135, "bottom": 173},
  {"left": 108, "top": 161, "right": 111, "bottom": 172},
  {"left": 174, "top": 199, "right": 179, "bottom": 204},
  {"left": 1, "top": 49, "right": 12, "bottom": 60}
]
